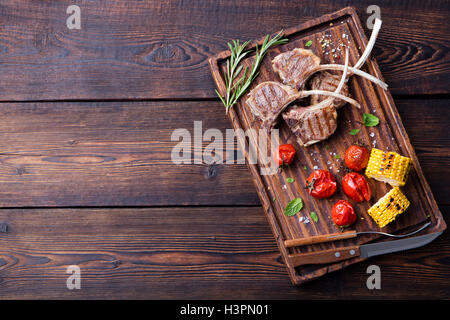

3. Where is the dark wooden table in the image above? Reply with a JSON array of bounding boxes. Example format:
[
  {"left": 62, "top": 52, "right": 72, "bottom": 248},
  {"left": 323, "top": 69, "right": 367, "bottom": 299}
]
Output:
[{"left": 0, "top": 1, "right": 448, "bottom": 299}]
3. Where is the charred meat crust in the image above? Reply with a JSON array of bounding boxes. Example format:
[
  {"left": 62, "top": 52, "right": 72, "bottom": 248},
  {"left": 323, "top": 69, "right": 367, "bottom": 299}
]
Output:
[
  {"left": 309, "top": 71, "right": 349, "bottom": 108},
  {"left": 272, "top": 48, "right": 321, "bottom": 90},
  {"left": 246, "top": 81, "right": 300, "bottom": 130},
  {"left": 282, "top": 103, "right": 338, "bottom": 147}
]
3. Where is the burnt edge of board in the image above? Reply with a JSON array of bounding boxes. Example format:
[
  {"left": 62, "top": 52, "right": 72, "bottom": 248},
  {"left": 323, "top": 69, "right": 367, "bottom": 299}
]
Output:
[{"left": 208, "top": 6, "right": 446, "bottom": 285}]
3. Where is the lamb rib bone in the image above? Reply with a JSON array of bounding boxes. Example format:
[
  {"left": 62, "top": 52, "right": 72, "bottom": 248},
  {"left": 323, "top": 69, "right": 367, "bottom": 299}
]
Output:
[
  {"left": 309, "top": 18, "right": 383, "bottom": 107},
  {"left": 282, "top": 47, "right": 351, "bottom": 147},
  {"left": 272, "top": 18, "right": 386, "bottom": 92},
  {"left": 245, "top": 80, "right": 359, "bottom": 131}
]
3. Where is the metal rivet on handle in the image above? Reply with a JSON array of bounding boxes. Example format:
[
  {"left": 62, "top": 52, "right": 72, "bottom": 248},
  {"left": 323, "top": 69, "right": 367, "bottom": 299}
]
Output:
[{"left": 335, "top": 252, "right": 341, "bottom": 258}]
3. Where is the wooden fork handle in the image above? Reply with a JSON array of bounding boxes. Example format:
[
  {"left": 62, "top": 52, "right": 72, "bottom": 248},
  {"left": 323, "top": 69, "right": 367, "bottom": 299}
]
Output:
[
  {"left": 289, "top": 245, "right": 360, "bottom": 267},
  {"left": 284, "top": 230, "right": 357, "bottom": 248}
]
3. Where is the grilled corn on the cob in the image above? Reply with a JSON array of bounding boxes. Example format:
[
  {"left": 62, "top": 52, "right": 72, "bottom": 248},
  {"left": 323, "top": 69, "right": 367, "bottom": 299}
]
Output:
[
  {"left": 368, "top": 187, "right": 410, "bottom": 228},
  {"left": 365, "top": 148, "right": 412, "bottom": 186}
]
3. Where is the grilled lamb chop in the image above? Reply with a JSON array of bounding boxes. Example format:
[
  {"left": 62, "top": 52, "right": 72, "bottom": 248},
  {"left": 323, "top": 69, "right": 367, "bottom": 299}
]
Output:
[
  {"left": 245, "top": 81, "right": 301, "bottom": 130},
  {"left": 307, "top": 19, "right": 384, "bottom": 108},
  {"left": 271, "top": 19, "right": 387, "bottom": 92},
  {"left": 272, "top": 48, "right": 321, "bottom": 90},
  {"left": 272, "top": 49, "right": 386, "bottom": 91},
  {"left": 246, "top": 81, "right": 359, "bottom": 131},
  {"left": 281, "top": 47, "right": 351, "bottom": 147},
  {"left": 282, "top": 103, "right": 338, "bottom": 147},
  {"left": 309, "top": 71, "right": 349, "bottom": 108}
]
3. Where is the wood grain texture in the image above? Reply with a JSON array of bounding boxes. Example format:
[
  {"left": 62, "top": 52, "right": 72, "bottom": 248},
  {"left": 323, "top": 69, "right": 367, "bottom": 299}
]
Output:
[
  {"left": 0, "top": 206, "right": 448, "bottom": 299},
  {"left": 0, "top": 99, "right": 447, "bottom": 207},
  {"left": 0, "top": 100, "right": 257, "bottom": 206},
  {"left": 209, "top": 7, "right": 446, "bottom": 284},
  {"left": 0, "top": 0, "right": 447, "bottom": 299},
  {"left": 396, "top": 99, "right": 450, "bottom": 205},
  {"left": 0, "top": 0, "right": 448, "bottom": 100}
]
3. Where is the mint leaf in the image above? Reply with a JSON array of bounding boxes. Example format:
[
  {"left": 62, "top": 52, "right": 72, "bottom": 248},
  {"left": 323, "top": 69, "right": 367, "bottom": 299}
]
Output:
[
  {"left": 310, "top": 212, "right": 318, "bottom": 223},
  {"left": 349, "top": 129, "right": 360, "bottom": 135},
  {"left": 284, "top": 198, "right": 304, "bottom": 216},
  {"left": 363, "top": 113, "right": 379, "bottom": 127},
  {"left": 286, "top": 177, "right": 294, "bottom": 183},
  {"left": 305, "top": 40, "right": 313, "bottom": 47}
]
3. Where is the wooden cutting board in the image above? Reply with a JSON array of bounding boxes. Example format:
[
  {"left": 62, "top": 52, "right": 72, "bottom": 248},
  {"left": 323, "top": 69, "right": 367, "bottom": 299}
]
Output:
[{"left": 208, "top": 7, "right": 446, "bottom": 285}]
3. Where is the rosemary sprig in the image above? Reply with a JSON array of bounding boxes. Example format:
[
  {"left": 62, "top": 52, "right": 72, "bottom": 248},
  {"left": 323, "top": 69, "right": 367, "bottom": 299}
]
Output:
[{"left": 216, "top": 31, "right": 288, "bottom": 113}]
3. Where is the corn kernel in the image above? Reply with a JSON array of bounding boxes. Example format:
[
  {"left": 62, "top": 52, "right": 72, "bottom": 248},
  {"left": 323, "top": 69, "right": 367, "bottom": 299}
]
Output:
[
  {"left": 368, "top": 187, "right": 410, "bottom": 228},
  {"left": 365, "top": 148, "right": 412, "bottom": 186}
]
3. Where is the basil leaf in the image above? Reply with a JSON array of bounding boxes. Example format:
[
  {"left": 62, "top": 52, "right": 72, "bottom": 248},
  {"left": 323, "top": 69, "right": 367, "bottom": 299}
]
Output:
[
  {"left": 305, "top": 40, "right": 313, "bottom": 47},
  {"left": 349, "top": 129, "right": 360, "bottom": 135},
  {"left": 310, "top": 212, "right": 318, "bottom": 223},
  {"left": 284, "top": 198, "right": 304, "bottom": 216},
  {"left": 286, "top": 177, "right": 294, "bottom": 183},
  {"left": 363, "top": 113, "right": 380, "bottom": 127}
]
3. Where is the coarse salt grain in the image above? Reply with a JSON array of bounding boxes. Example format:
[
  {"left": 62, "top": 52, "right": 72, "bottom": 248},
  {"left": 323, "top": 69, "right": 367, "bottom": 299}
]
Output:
[
  {"left": 313, "top": 165, "right": 318, "bottom": 170},
  {"left": 282, "top": 184, "right": 287, "bottom": 190},
  {"left": 370, "top": 132, "right": 375, "bottom": 137}
]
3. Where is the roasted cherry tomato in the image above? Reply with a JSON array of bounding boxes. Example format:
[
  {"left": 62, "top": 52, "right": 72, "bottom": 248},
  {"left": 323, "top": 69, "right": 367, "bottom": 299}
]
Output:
[
  {"left": 332, "top": 200, "right": 357, "bottom": 227},
  {"left": 345, "top": 145, "right": 370, "bottom": 171},
  {"left": 306, "top": 170, "right": 337, "bottom": 199},
  {"left": 342, "top": 172, "right": 371, "bottom": 202},
  {"left": 275, "top": 144, "right": 296, "bottom": 166}
]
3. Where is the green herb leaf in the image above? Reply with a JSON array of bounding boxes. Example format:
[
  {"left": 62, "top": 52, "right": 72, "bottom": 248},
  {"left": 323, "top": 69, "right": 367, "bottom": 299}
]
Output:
[
  {"left": 286, "top": 177, "right": 294, "bottom": 183},
  {"left": 349, "top": 129, "right": 360, "bottom": 135},
  {"left": 310, "top": 212, "right": 319, "bottom": 223},
  {"left": 303, "top": 165, "right": 308, "bottom": 170},
  {"left": 216, "top": 32, "right": 288, "bottom": 113},
  {"left": 284, "top": 198, "right": 304, "bottom": 216},
  {"left": 363, "top": 113, "right": 380, "bottom": 127},
  {"left": 325, "top": 145, "right": 330, "bottom": 150},
  {"left": 305, "top": 40, "right": 313, "bottom": 47},
  {"left": 334, "top": 154, "right": 341, "bottom": 159}
]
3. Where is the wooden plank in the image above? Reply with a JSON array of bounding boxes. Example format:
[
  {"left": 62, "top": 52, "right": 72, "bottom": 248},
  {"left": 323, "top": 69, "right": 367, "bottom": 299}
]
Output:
[
  {"left": 0, "top": 100, "right": 259, "bottom": 206},
  {"left": 0, "top": 0, "right": 448, "bottom": 101},
  {"left": 0, "top": 99, "right": 447, "bottom": 207},
  {"left": 396, "top": 99, "right": 450, "bottom": 205},
  {"left": 0, "top": 206, "right": 448, "bottom": 299},
  {"left": 209, "top": 7, "right": 446, "bottom": 285}
]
